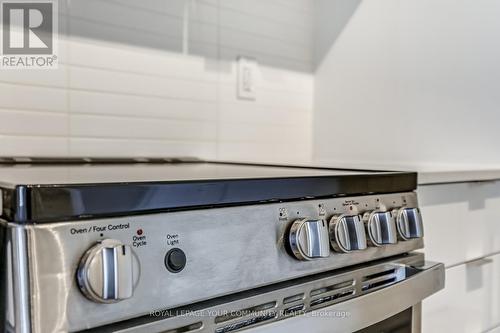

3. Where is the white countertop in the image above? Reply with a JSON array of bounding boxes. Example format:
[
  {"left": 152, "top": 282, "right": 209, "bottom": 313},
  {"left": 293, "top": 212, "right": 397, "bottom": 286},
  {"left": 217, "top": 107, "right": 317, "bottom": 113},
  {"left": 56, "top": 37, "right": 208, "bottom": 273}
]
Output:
[
  {"left": 216, "top": 159, "right": 500, "bottom": 186},
  {"left": 418, "top": 169, "right": 500, "bottom": 185},
  {"left": 305, "top": 159, "right": 500, "bottom": 185}
]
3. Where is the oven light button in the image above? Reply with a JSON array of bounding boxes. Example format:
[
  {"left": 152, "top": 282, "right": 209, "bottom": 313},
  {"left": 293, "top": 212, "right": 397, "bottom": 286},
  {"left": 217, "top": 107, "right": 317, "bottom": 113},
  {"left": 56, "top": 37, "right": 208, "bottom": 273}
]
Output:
[
  {"left": 77, "top": 239, "right": 140, "bottom": 303},
  {"left": 288, "top": 219, "right": 330, "bottom": 260},
  {"left": 394, "top": 207, "right": 424, "bottom": 240},
  {"left": 364, "top": 211, "right": 398, "bottom": 246},
  {"left": 165, "top": 248, "right": 187, "bottom": 273},
  {"left": 329, "top": 215, "right": 367, "bottom": 253}
]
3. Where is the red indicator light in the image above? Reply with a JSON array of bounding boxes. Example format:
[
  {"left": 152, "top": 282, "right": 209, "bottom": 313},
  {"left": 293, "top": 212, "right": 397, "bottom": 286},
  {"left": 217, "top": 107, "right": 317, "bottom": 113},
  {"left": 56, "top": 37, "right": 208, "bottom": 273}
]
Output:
[{"left": 136, "top": 229, "right": 143, "bottom": 236}]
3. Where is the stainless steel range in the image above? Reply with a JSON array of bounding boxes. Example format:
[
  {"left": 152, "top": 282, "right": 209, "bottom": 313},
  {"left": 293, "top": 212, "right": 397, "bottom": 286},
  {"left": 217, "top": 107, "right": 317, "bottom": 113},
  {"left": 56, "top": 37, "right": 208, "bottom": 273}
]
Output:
[{"left": 0, "top": 158, "right": 444, "bottom": 333}]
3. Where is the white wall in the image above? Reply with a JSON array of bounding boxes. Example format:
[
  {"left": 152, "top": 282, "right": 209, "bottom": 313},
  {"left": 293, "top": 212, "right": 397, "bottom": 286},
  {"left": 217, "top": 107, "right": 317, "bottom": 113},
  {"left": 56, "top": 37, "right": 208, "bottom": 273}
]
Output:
[
  {"left": 313, "top": 0, "right": 500, "bottom": 171},
  {"left": 0, "top": 0, "right": 314, "bottom": 163}
]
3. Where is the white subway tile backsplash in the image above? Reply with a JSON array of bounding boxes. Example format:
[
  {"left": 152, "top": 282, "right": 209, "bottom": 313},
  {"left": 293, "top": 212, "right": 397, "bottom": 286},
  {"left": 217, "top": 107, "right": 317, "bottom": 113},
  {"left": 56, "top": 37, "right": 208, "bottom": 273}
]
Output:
[
  {"left": 272, "top": 0, "right": 313, "bottom": 13},
  {"left": 69, "top": 0, "right": 183, "bottom": 36},
  {"left": 0, "top": 83, "right": 68, "bottom": 112},
  {"left": 0, "top": 64, "right": 68, "bottom": 88},
  {"left": 107, "top": 0, "right": 186, "bottom": 19},
  {"left": 257, "top": 68, "right": 314, "bottom": 94},
  {"left": 218, "top": 111, "right": 311, "bottom": 142},
  {"left": 0, "top": 135, "right": 68, "bottom": 156},
  {"left": 0, "top": 109, "right": 68, "bottom": 136},
  {"left": 69, "top": 66, "right": 218, "bottom": 102},
  {"left": 216, "top": 0, "right": 313, "bottom": 29},
  {"left": 218, "top": 124, "right": 302, "bottom": 144},
  {"left": 71, "top": 114, "right": 216, "bottom": 141},
  {"left": 219, "top": 28, "right": 311, "bottom": 64},
  {"left": 188, "top": 21, "right": 218, "bottom": 45},
  {"left": 187, "top": 42, "right": 219, "bottom": 59},
  {"left": 67, "top": 40, "right": 218, "bottom": 82},
  {"left": 218, "top": 85, "right": 313, "bottom": 111},
  {"left": 217, "top": 141, "right": 311, "bottom": 163},
  {"left": 219, "top": 63, "right": 314, "bottom": 94},
  {"left": 0, "top": 0, "right": 314, "bottom": 163},
  {"left": 69, "top": 91, "right": 217, "bottom": 120},
  {"left": 189, "top": 1, "right": 219, "bottom": 25},
  {"left": 67, "top": 17, "right": 182, "bottom": 54},
  {"left": 218, "top": 105, "right": 311, "bottom": 126},
  {"left": 219, "top": 7, "right": 311, "bottom": 46},
  {"left": 70, "top": 137, "right": 216, "bottom": 158},
  {"left": 219, "top": 47, "right": 312, "bottom": 73}
]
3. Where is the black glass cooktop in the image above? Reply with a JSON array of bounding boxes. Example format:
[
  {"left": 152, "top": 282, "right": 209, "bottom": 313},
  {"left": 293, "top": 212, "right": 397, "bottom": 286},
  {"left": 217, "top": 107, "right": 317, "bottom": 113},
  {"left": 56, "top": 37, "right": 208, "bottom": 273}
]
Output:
[{"left": 0, "top": 158, "right": 417, "bottom": 223}]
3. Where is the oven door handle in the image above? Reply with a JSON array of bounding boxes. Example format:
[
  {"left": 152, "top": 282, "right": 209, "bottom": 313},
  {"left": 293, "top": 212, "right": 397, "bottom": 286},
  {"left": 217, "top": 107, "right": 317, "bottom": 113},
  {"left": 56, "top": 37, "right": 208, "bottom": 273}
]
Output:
[{"left": 246, "top": 261, "right": 445, "bottom": 333}]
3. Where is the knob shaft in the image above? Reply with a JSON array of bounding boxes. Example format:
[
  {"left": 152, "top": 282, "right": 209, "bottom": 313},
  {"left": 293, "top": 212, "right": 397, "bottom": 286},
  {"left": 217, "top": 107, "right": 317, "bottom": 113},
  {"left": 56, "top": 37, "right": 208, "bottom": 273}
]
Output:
[
  {"left": 395, "top": 207, "right": 424, "bottom": 240},
  {"left": 288, "top": 219, "right": 330, "bottom": 260},
  {"left": 364, "top": 211, "right": 398, "bottom": 246},
  {"left": 77, "top": 239, "right": 140, "bottom": 303},
  {"left": 329, "top": 214, "right": 367, "bottom": 253}
]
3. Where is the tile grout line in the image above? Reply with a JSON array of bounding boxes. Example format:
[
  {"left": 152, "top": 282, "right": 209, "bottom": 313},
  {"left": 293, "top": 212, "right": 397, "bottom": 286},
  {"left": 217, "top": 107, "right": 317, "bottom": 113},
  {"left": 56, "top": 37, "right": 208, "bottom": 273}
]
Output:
[
  {"left": 215, "top": 0, "right": 221, "bottom": 160},
  {"left": 66, "top": 0, "right": 72, "bottom": 155}
]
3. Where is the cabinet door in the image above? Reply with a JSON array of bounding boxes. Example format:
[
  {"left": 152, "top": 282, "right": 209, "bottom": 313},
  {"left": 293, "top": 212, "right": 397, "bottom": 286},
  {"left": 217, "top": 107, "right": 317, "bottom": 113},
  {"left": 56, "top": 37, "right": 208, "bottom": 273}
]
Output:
[
  {"left": 423, "top": 253, "right": 500, "bottom": 333},
  {"left": 418, "top": 181, "right": 500, "bottom": 266}
]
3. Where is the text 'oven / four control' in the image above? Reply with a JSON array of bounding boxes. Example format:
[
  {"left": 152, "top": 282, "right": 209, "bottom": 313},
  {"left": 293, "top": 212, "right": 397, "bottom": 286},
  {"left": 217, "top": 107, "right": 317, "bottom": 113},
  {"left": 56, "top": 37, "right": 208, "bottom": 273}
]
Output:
[{"left": 287, "top": 207, "right": 423, "bottom": 261}]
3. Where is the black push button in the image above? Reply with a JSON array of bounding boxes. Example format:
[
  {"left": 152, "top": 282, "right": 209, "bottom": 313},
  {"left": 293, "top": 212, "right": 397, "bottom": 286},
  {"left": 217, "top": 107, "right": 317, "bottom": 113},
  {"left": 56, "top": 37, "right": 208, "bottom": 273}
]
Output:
[{"left": 165, "top": 248, "right": 186, "bottom": 273}]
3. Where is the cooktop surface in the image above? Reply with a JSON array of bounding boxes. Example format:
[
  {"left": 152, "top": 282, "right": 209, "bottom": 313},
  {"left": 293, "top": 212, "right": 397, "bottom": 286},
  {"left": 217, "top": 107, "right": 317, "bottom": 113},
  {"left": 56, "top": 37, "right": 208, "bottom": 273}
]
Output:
[
  {"left": 0, "top": 162, "right": 369, "bottom": 187},
  {"left": 0, "top": 159, "right": 417, "bottom": 223}
]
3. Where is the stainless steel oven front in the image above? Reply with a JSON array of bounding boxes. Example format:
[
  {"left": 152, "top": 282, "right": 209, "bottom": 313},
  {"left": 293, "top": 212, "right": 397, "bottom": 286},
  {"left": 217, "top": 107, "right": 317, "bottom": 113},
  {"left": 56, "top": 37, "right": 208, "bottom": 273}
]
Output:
[{"left": 0, "top": 160, "right": 444, "bottom": 333}]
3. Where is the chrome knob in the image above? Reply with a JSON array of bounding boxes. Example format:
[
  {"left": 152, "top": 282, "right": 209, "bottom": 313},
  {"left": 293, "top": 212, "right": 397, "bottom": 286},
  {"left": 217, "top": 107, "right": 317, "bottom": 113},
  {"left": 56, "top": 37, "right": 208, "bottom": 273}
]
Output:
[
  {"left": 394, "top": 207, "right": 424, "bottom": 240},
  {"left": 364, "top": 211, "right": 398, "bottom": 246},
  {"left": 77, "top": 239, "right": 140, "bottom": 303},
  {"left": 288, "top": 218, "right": 330, "bottom": 260},
  {"left": 329, "top": 214, "right": 367, "bottom": 253}
]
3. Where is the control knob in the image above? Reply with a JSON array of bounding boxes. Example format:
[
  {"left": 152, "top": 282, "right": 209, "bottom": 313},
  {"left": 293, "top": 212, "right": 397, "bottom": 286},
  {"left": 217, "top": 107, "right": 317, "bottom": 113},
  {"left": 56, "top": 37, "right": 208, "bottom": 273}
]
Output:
[
  {"left": 329, "top": 214, "right": 367, "bottom": 252},
  {"left": 77, "top": 239, "right": 140, "bottom": 303},
  {"left": 288, "top": 219, "right": 330, "bottom": 260},
  {"left": 394, "top": 207, "right": 424, "bottom": 240},
  {"left": 364, "top": 211, "right": 398, "bottom": 246}
]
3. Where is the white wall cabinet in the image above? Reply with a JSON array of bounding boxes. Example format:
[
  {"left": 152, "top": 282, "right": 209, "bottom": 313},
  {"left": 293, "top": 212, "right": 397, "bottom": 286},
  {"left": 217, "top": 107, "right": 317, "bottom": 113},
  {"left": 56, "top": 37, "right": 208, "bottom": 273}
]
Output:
[
  {"left": 423, "top": 253, "right": 500, "bottom": 333},
  {"left": 420, "top": 180, "right": 500, "bottom": 333},
  {"left": 418, "top": 181, "right": 500, "bottom": 267}
]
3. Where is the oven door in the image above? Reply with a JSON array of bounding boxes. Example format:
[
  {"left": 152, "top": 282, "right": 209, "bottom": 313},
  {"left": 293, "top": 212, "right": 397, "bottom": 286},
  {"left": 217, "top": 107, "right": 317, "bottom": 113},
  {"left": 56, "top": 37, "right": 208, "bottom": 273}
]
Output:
[
  {"left": 245, "top": 261, "right": 443, "bottom": 333},
  {"left": 354, "top": 306, "right": 419, "bottom": 333}
]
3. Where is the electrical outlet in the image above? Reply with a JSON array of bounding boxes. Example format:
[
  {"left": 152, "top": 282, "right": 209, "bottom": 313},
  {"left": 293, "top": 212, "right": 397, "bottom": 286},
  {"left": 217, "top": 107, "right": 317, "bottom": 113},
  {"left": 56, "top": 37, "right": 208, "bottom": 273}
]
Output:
[{"left": 237, "top": 56, "right": 257, "bottom": 100}]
